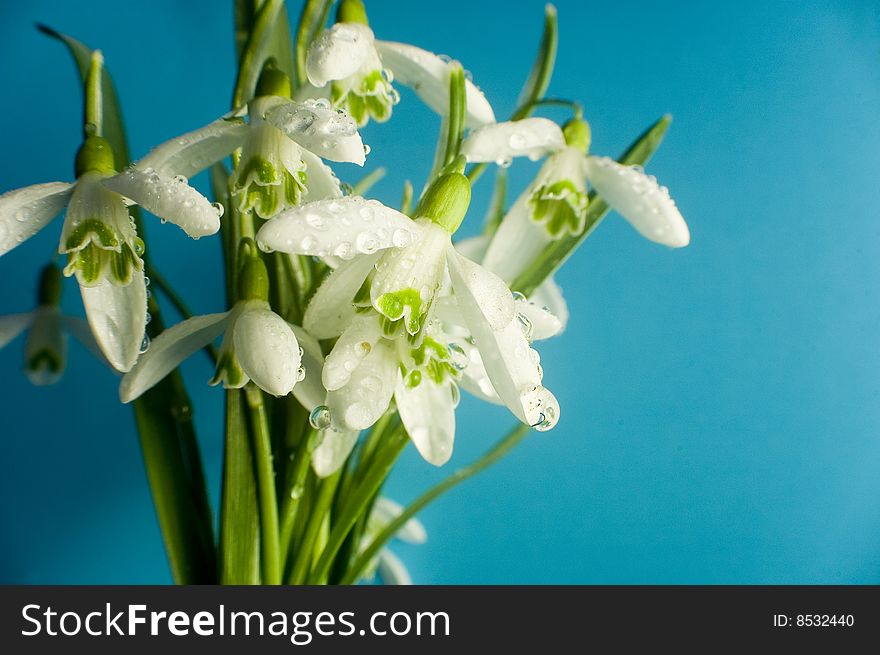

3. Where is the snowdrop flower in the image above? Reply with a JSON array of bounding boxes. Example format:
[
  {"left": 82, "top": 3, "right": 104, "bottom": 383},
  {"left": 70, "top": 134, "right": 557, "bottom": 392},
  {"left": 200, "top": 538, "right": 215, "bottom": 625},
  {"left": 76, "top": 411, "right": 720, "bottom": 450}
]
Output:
[
  {"left": 257, "top": 166, "right": 560, "bottom": 467},
  {"left": 305, "top": 0, "right": 494, "bottom": 127},
  {"left": 0, "top": 264, "right": 102, "bottom": 385},
  {"left": 119, "top": 252, "right": 305, "bottom": 401},
  {"left": 134, "top": 65, "right": 366, "bottom": 220},
  {"left": 358, "top": 497, "right": 427, "bottom": 585},
  {"left": 0, "top": 133, "right": 224, "bottom": 372},
  {"left": 463, "top": 116, "right": 690, "bottom": 284}
]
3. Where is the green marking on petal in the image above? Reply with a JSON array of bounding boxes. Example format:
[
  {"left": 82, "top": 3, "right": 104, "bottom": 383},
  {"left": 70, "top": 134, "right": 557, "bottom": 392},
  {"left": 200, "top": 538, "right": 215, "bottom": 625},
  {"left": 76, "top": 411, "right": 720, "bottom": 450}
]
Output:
[
  {"left": 211, "top": 350, "right": 246, "bottom": 388},
  {"left": 528, "top": 180, "right": 588, "bottom": 238},
  {"left": 376, "top": 288, "right": 425, "bottom": 334},
  {"left": 27, "top": 349, "right": 62, "bottom": 375},
  {"left": 235, "top": 156, "right": 279, "bottom": 187},
  {"left": 64, "top": 218, "right": 120, "bottom": 252},
  {"left": 410, "top": 336, "right": 458, "bottom": 384},
  {"left": 404, "top": 369, "right": 422, "bottom": 388}
]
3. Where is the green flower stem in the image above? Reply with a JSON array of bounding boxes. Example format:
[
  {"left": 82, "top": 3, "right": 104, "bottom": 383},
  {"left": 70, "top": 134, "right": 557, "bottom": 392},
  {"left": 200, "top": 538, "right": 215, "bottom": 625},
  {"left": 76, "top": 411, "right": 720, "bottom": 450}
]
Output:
[
  {"left": 287, "top": 470, "right": 342, "bottom": 584},
  {"left": 341, "top": 423, "right": 531, "bottom": 585},
  {"left": 308, "top": 428, "right": 409, "bottom": 584},
  {"left": 279, "top": 427, "right": 318, "bottom": 568},
  {"left": 245, "top": 384, "right": 282, "bottom": 585},
  {"left": 84, "top": 51, "right": 104, "bottom": 136}
]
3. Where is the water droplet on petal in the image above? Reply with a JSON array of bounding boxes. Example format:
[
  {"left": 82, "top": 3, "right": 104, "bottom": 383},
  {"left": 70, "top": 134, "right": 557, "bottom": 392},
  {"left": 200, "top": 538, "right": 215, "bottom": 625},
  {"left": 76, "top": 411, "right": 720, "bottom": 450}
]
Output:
[
  {"left": 309, "top": 405, "right": 332, "bottom": 430},
  {"left": 139, "top": 333, "right": 151, "bottom": 353},
  {"left": 447, "top": 342, "right": 468, "bottom": 371}
]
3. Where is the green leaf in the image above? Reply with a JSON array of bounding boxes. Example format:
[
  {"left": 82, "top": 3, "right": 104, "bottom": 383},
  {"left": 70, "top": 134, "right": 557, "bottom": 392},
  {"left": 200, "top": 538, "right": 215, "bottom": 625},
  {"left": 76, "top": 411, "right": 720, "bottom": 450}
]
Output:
[
  {"left": 37, "top": 24, "right": 130, "bottom": 166},
  {"left": 511, "top": 4, "right": 558, "bottom": 121},
  {"left": 293, "top": 0, "right": 336, "bottom": 90},
  {"left": 236, "top": 0, "right": 296, "bottom": 87},
  {"left": 351, "top": 167, "right": 386, "bottom": 196},
  {"left": 220, "top": 389, "right": 262, "bottom": 584},
  {"left": 443, "top": 63, "right": 467, "bottom": 169},
  {"left": 233, "top": 0, "right": 286, "bottom": 108},
  {"left": 510, "top": 114, "right": 672, "bottom": 295}
]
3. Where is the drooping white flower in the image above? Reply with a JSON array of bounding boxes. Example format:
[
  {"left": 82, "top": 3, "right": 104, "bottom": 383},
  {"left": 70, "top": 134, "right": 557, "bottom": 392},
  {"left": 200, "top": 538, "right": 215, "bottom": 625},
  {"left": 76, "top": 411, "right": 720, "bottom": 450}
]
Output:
[
  {"left": 119, "top": 256, "right": 304, "bottom": 402},
  {"left": 134, "top": 70, "right": 366, "bottom": 220},
  {"left": 305, "top": 0, "right": 494, "bottom": 127},
  {"left": 0, "top": 135, "right": 223, "bottom": 372},
  {"left": 359, "top": 497, "right": 427, "bottom": 585},
  {"left": 464, "top": 117, "right": 690, "bottom": 284},
  {"left": 257, "top": 170, "right": 560, "bottom": 468},
  {"left": 0, "top": 265, "right": 103, "bottom": 385}
]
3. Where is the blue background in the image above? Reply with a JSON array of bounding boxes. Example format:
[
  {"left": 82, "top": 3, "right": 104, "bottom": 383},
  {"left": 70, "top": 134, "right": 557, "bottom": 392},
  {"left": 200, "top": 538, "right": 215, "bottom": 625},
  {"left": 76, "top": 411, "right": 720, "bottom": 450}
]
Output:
[{"left": 1, "top": 0, "right": 878, "bottom": 583}]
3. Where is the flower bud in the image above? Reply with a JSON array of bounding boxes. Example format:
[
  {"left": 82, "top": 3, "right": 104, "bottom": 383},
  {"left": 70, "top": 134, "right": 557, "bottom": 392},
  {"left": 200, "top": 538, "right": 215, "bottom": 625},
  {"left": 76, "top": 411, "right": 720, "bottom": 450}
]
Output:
[
  {"left": 337, "top": 0, "right": 368, "bottom": 25},
  {"left": 563, "top": 118, "right": 591, "bottom": 153},
  {"left": 74, "top": 135, "right": 116, "bottom": 178},
  {"left": 237, "top": 254, "right": 270, "bottom": 302},
  {"left": 413, "top": 171, "right": 471, "bottom": 235},
  {"left": 255, "top": 60, "right": 292, "bottom": 99}
]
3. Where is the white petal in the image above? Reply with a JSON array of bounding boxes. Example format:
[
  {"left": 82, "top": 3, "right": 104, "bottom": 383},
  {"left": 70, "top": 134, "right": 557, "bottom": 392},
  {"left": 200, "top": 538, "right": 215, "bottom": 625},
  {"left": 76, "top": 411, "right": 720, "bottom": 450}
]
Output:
[
  {"left": 0, "top": 312, "right": 34, "bottom": 349},
  {"left": 256, "top": 196, "right": 423, "bottom": 259},
  {"left": 311, "top": 429, "right": 359, "bottom": 478},
  {"left": 515, "top": 296, "right": 562, "bottom": 341},
  {"left": 62, "top": 315, "right": 110, "bottom": 364},
  {"left": 323, "top": 313, "right": 383, "bottom": 391},
  {"left": 326, "top": 341, "right": 397, "bottom": 431},
  {"left": 377, "top": 549, "right": 413, "bottom": 585},
  {"left": 24, "top": 306, "right": 67, "bottom": 385},
  {"left": 371, "top": 497, "right": 427, "bottom": 544},
  {"left": 481, "top": 192, "right": 549, "bottom": 284},
  {"left": 79, "top": 269, "right": 147, "bottom": 373},
  {"left": 303, "top": 252, "right": 380, "bottom": 339},
  {"left": 584, "top": 155, "right": 690, "bottom": 247},
  {"left": 0, "top": 182, "right": 73, "bottom": 256},
  {"left": 232, "top": 305, "right": 301, "bottom": 397},
  {"left": 456, "top": 338, "right": 503, "bottom": 405},
  {"left": 135, "top": 118, "right": 248, "bottom": 178},
  {"left": 452, "top": 234, "right": 489, "bottom": 262},
  {"left": 119, "top": 311, "right": 229, "bottom": 402},
  {"left": 375, "top": 41, "right": 495, "bottom": 128},
  {"left": 461, "top": 118, "right": 564, "bottom": 164},
  {"left": 445, "top": 247, "right": 514, "bottom": 331},
  {"left": 395, "top": 374, "right": 456, "bottom": 466},
  {"left": 307, "top": 23, "right": 375, "bottom": 87},
  {"left": 289, "top": 324, "right": 326, "bottom": 411},
  {"left": 369, "top": 221, "right": 449, "bottom": 334},
  {"left": 301, "top": 150, "right": 343, "bottom": 202},
  {"left": 103, "top": 168, "right": 222, "bottom": 238},
  {"left": 264, "top": 99, "right": 367, "bottom": 165},
  {"left": 447, "top": 251, "right": 559, "bottom": 430},
  {"left": 530, "top": 277, "right": 569, "bottom": 333}
]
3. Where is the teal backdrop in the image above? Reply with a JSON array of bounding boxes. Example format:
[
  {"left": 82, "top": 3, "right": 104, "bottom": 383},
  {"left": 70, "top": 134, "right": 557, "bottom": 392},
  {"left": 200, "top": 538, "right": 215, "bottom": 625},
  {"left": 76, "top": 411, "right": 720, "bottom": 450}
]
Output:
[{"left": 0, "top": 0, "right": 878, "bottom": 583}]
